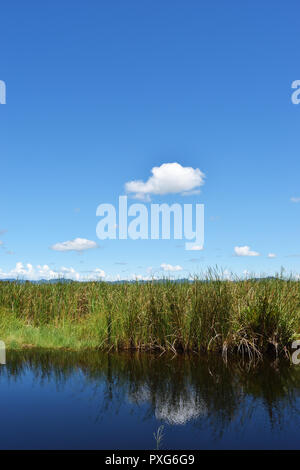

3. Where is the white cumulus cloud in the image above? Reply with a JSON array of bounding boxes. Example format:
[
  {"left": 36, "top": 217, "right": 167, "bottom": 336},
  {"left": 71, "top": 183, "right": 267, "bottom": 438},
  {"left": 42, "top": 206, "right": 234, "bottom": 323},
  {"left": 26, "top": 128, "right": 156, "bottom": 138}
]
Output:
[
  {"left": 51, "top": 238, "right": 98, "bottom": 252},
  {"left": 234, "top": 246, "right": 260, "bottom": 257},
  {"left": 92, "top": 268, "right": 106, "bottom": 278},
  {"left": 268, "top": 253, "right": 277, "bottom": 258},
  {"left": 125, "top": 162, "right": 205, "bottom": 200},
  {"left": 189, "top": 244, "right": 203, "bottom": 251},
  {"left": 291, "top": 197, "right": 300, "bottom": 203},
  {"left": 0, "top": 263, "right": 105, "bottom": 281},
  {"left": 160, "top": 263, "right": 183, "bottom": 272}
]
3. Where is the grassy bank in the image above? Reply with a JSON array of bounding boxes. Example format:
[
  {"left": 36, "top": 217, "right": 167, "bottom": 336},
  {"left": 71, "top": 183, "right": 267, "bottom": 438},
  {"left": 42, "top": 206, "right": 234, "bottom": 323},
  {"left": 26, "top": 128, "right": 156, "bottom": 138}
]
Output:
[{"left": 0, "top": 276, "right": 300, "bottom": 356}]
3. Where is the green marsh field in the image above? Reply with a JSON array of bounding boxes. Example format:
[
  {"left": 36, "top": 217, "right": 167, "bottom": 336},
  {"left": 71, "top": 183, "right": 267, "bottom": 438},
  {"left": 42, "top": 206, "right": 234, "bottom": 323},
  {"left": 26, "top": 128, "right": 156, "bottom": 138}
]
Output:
[{"left": 1, "top": 275, "right": 300, "bottom": 357}]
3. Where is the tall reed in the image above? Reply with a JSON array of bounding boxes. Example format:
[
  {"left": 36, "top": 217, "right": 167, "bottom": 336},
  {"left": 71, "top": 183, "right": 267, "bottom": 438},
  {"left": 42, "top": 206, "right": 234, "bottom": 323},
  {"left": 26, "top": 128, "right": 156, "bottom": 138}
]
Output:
[{"left": 0, "top": 274, "right": 299, "bottom": 356}]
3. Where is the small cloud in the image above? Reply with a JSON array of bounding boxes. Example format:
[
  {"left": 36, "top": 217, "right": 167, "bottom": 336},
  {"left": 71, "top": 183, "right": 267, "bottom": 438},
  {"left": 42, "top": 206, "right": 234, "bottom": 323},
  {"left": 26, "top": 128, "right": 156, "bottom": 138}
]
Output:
[
  {"left": 92, "top": 268, "right": 106, "bottom": 278},
  {"left": 234, "top": 246, "right": 260, "bottom": 257},
  {"left": 125, "top": 162, "right": 205, "bottom": 200},
  {"left": 160, "top": 263, "right": 183, "bottom": 272},
  {"left": 189, "top": 245, "right": 203, "bottom": 251},
  {"left": 0, "top": 241, "right": 3, "bottom": 246},
  {"left": 223, "top": 269, "right": 233, "bottom": 280},
  {"left": 51, "top": 238, "right": 98, "bottom": 252},
  {"left": 243, "top": 270, "right": 251, "bottom": 278},
  {"left": 114, "top": 262, "right": 127, "bottom": 265},
  {"left": 268, "top": 253, "right": 276, "bottom": 259},
  {"left": 6, "top": 250, "right": 15, "bottom": 255},
  {"left": 0, "top": 229, "right": 7, "bottom": 235},
  {"left": 291, "top": 197, "right": 300, "bottom": 203}
]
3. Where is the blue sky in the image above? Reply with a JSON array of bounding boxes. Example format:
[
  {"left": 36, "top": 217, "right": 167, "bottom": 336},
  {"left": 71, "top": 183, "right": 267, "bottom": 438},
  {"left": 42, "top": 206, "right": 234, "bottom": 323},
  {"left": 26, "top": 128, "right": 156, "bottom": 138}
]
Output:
[{"left": 0, "top": 0, "right": 300, "bottom": 280}]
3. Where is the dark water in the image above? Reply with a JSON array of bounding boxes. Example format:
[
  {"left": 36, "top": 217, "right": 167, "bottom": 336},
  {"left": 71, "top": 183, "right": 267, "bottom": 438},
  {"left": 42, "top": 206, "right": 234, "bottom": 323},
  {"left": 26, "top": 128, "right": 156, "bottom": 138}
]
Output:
[{"left": 0, "top": 350, "right": 300, "bottom": 449}]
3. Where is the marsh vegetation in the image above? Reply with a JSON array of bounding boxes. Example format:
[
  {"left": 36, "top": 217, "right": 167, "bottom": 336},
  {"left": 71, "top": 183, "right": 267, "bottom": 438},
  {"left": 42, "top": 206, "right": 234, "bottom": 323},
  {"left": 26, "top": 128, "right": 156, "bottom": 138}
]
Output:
[{"left": 0, "top": 273, "right": 300, "bottom": 357}]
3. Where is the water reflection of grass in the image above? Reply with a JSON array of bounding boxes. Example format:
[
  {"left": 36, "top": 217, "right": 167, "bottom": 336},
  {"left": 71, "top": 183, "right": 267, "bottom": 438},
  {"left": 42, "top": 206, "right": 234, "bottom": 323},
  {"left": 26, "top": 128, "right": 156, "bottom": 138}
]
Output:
[
  {"left": 0, "top": 274, "right": 300, "bottom": 356},
  {"left": 153, "top": 425, "right": 164, "bottom": 450},
  {"left": 2, "top": 351, "right": 300, "bottom": 436}
]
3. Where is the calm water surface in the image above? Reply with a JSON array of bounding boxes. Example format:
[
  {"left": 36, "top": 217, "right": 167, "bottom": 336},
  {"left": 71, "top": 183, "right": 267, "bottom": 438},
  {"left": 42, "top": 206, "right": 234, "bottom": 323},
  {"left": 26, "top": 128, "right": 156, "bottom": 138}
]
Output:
[{"left": 0, "top": 350, "right": 299, "bottom": 449}]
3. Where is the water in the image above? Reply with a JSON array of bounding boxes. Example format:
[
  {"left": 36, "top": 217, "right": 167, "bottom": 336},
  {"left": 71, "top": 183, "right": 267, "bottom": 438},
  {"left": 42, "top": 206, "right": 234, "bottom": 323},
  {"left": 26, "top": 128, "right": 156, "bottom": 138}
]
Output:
[{"left": 0, "top": 350, "right": 300, "bottom": 449}]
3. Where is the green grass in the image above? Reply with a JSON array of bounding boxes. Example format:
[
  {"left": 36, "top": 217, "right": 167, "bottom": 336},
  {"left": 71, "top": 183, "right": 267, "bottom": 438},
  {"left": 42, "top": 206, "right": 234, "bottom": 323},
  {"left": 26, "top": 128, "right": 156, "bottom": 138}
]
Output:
[{"left": 0, "top": 273, "right": 300, "bottom": 356}]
